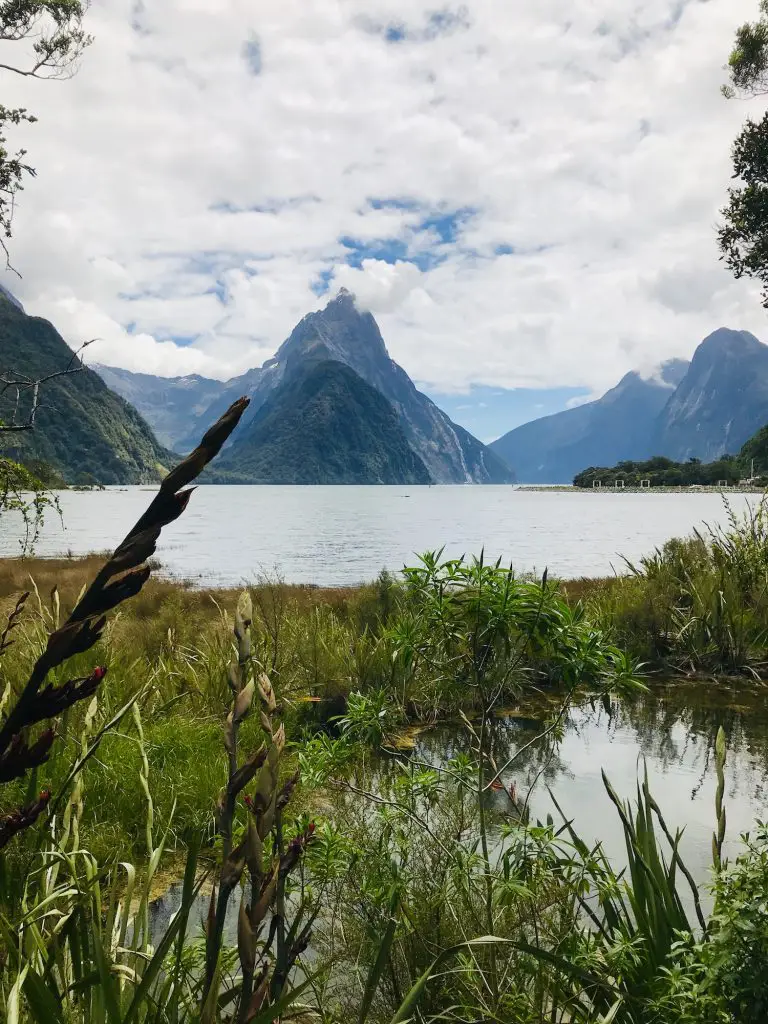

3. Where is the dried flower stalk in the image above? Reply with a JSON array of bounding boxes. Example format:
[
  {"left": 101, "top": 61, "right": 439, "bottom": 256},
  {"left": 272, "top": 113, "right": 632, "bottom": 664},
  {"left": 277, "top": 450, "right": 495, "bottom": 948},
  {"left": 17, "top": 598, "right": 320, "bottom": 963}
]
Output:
[{"left": 0, "top": 397, "right": 250, "bottom": 849}]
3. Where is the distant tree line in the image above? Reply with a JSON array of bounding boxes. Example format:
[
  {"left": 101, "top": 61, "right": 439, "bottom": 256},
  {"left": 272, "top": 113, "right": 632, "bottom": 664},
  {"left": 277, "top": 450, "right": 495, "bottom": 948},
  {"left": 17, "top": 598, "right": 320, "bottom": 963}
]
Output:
[{"left": 573, "top": 456, "right": 751, "bottom": 489}]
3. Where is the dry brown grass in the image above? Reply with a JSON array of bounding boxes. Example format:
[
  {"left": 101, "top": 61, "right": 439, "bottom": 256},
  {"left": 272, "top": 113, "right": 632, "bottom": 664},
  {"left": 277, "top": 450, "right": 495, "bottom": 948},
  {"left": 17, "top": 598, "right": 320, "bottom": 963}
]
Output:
[
  {"left": 0, "top": 555, "right": 614, "bottom": 626},
  {"left": 0, "top": 554, "right": 380, "bottom": 636}
]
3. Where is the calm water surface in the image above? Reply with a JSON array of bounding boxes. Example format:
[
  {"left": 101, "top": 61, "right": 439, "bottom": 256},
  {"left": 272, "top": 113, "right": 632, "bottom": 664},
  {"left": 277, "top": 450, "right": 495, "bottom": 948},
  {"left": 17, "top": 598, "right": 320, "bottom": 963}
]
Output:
[
  {"left": 1, "top": 486, "right": 758, "bottom": 586},
  {"left": 421, "top": 682, "right": 768, "bottom": 887},
  {"left": 150, "top": 682, "right": 768, "bottom": 937}
]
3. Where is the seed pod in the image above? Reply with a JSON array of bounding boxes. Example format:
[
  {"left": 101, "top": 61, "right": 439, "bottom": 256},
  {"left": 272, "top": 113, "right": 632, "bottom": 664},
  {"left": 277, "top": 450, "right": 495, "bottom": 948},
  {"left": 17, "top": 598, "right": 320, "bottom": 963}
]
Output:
[
  {"left": 236, "top": 591, "right": 253, "bottom": 633},
  {"left": 276, "top": 771, "right": 300, "bottom": 812},
  {"left": 220, "top": 840, "right": 246, "bottom": 893},
  {"left": 205, "top": 884, "right": 217, "bottom": 939},
  {"left": 245, "top": 816, "right": 263, "bottom": 880},
  {"left": 228, "top": 661, "right": 241, "bottom": 695},
  {"left": 258, "top": 793, "right": 277, "bottom": 840},
  {"left": 248, "top": 971, "right": 269, "bottom": 1016},
  {"left": 257, "top": 673, "right": 276, "bottom": 713},
  {"left": 234, "top": 680, "right": 255, "bottom": 723},
  {"left": 228, "top": 744, "right": 268, "bottom": 797},
  {"left": 250, "top": 862, "right": 279, "bottom": 929},
  {"left": 237, "top": 895, "right": 256, "bottom": 972}
]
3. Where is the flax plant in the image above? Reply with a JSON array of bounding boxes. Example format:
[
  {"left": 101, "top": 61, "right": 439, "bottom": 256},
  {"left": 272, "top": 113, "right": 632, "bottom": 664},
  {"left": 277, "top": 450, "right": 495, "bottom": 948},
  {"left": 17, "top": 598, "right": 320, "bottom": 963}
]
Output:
[{"left": 201, "top": 590, "right": 317, "bottom": 1022}]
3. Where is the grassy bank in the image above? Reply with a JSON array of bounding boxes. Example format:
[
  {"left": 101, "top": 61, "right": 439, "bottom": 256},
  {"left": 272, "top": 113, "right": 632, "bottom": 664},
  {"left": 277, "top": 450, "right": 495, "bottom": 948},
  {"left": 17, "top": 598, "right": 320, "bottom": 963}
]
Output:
[
  {"left": 2, "top": 488, "right": 768, "bottom": 863},
  {"left": 3, "top": 490, "right": 768, "bottom": 1021}
]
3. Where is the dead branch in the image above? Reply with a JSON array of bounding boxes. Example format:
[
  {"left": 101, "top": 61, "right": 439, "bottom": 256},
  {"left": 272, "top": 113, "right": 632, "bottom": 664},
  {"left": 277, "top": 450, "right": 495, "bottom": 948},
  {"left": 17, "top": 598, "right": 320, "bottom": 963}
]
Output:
[{"left": 0, "top": 340, "right": 94, "bottom": 432}]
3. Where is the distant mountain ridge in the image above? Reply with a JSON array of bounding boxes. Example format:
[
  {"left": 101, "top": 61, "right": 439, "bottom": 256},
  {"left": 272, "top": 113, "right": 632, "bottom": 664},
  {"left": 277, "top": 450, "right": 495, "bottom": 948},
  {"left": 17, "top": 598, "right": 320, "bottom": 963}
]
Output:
[
  {"left": 652, "top": 328, "right": 768, "bottom": 462},
  {"left": 0, "top": 294, "right": 170, "bottom": 485},
  {"left": 490, "top": 360, "right": 689, "bottom": 484},
  {"left": 491, "top": 327, "right": 768, "bottom": 482},
  {"left": 98, "top": 290, "right": 514, "bottom": 485},
  {"left": 93, "top": 364, "right": 224, "bottom": 450}
]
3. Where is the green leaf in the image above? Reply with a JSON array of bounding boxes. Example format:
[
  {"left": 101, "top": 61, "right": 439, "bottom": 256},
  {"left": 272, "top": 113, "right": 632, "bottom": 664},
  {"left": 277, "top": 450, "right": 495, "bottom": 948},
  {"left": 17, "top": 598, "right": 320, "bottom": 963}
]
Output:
[
  {"left": 359, "top": 884, "right": 400, "bottom": 1024},
  {"left": 389, "top": 936, "right": 616, "bottom": 1024},
  {"left": 90, "top": 922, "right": 123, "bottom": 1024},
  {"left": 122, "top": 866, "right": 208, "bottom": 1024},
  {"left": 22, "top": 970, "right": 65, "bottom": 1024}
]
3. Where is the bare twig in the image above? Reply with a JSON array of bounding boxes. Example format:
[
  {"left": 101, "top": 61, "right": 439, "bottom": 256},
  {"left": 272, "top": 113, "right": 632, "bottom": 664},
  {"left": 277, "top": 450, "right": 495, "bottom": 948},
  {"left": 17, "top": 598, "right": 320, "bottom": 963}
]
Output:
[{"left": 0, "top": 341, "right": 94, "bottom": 432}]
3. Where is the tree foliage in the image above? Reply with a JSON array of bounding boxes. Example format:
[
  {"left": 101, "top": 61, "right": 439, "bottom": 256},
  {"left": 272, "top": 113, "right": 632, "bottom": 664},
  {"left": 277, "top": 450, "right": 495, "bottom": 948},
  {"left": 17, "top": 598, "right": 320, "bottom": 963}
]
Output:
[
  {"left": 718, "top": 3, "right": 768, "bottom": 305},
  {"left": 723, "top": 0, "right": 768, "bottom": 99},
  {"left": 0, "top": 1, "right": 91, "bottom": 263},
  {"left": 573, "top": 454, "right": 745, "bottom": 489},
  {"left": 718, "top": 112, "right": 768, "bottom": 307}
]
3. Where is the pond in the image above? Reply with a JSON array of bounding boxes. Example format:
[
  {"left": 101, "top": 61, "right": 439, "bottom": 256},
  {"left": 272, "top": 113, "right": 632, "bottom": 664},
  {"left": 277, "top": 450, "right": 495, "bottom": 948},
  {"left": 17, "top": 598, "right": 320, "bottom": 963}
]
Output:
[{"left": 149, "top": 679, "right": 768, "bottom": 940}]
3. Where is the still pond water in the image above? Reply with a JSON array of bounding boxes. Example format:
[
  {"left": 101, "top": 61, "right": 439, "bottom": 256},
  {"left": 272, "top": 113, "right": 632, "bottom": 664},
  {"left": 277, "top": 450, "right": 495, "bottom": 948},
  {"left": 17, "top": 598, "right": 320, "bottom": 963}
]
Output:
[
  {"left": 1, "top": 485, "right": 759, "bottom": 586},
  {"left": 150, "top": 681, "right": 768, "bottom": 938}
]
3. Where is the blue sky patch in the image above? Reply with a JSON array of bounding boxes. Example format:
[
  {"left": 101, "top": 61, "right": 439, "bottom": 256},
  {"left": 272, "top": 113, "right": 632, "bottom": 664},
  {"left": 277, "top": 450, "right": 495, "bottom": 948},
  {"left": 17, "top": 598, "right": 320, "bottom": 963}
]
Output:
[
  {"left": 368, "top": 196, "right": 423, "bottom": 212},
  {"left": 424, "top": 383, "right": 593, "bottom": 442},
  {"left": 368, "top": 6, "right": 470, "bottom": 45},
  {"left": 340, "top": 236, "right": 409, "bottom": 267},
  {"left": 417, "top": 206, "right": 475, "bottom": 244},
  {"left": 242, "top": 37, "right": 262, "bottom": 75},
  {"left": 385, "top": 23, "right": 406, "bottom": 43},
  {"left": 311, "top": 268, "right": 334, "bottom": 296},
  {"left": 206, "top": 280, "right": 227, "bottom": 303}
]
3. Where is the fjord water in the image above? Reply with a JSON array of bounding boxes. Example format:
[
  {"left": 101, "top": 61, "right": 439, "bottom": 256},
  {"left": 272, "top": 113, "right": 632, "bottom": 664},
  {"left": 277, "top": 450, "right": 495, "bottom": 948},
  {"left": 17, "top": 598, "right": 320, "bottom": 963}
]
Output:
[{"left": 2, "top": 484, "right": 757, "bottom": 586}]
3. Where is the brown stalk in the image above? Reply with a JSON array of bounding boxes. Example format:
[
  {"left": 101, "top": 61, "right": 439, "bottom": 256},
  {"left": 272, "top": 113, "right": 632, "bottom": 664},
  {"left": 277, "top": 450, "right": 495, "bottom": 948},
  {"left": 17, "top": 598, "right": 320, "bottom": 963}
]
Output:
[
  {"left": 0, "top": 397, "right": 250, "bottom": 849},
  {"left": 0, "top": 591, "right": 28, "bottom": 656},
  {"left": 202, "top": 593, "right": 314, "bottom": 1022}
]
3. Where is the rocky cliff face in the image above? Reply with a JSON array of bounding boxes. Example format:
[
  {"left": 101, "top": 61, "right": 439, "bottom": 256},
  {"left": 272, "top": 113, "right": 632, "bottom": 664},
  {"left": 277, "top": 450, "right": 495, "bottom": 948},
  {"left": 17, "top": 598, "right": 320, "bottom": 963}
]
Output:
[
  {"left": 490, "top": 360, "right": 688, "bottom": 483},
  {"left": 652, "top": 329, "right": 768, "bottom": 462}
]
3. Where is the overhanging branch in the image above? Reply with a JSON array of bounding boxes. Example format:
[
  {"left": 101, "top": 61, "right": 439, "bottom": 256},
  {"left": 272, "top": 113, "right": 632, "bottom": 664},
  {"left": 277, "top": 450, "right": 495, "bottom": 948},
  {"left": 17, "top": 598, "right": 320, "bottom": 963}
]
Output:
[{"left": 0, "top": 340, "right": 94, "bottom": 432}]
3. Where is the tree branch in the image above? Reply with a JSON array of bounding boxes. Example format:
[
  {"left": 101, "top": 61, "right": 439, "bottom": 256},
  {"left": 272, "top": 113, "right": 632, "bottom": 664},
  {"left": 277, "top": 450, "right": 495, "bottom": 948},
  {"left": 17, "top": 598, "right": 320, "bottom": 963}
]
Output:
[{"left": 0, "top": 340, "right": 94, "bottom": 432}]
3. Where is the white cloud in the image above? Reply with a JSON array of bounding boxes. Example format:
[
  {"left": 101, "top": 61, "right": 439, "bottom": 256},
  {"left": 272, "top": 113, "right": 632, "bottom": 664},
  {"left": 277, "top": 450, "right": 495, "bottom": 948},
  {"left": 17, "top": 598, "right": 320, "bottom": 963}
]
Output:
[
  {"left": 566, "top": 394, "right": 596, "bottom": 410},
  {"left": 333, "top": 259, "right": 426, "bottom": 313},
  {"left": 0, "top": 0, "right": 764, "bottom": 396}
]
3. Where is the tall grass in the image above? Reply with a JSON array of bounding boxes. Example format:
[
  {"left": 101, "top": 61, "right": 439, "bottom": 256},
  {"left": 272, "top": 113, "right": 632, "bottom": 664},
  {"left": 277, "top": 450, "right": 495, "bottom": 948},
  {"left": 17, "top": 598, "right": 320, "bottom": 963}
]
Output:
[
  {"left": 586, "top": 496, "right": 768, "bottom": 677},
  {"left": 3, "top": 479, "right": 768, "bottom": 1020}
]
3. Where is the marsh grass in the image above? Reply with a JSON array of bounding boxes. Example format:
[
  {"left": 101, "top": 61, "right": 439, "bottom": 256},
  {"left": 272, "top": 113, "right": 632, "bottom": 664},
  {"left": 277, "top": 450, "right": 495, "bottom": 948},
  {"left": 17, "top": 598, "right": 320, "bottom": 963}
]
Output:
[
  {"left": 3, "top": 528, "right": 768, "bottom": 1020},
  {"left": 580, "top": 497, "right": 768, "bottom": 677}
]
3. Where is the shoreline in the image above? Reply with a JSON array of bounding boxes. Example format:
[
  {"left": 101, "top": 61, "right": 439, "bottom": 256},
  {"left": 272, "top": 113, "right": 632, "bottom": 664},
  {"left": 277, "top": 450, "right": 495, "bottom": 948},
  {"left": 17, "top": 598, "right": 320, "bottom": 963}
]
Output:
[{"left": 517, "top": 485, "right": 767, "bottom": 493}]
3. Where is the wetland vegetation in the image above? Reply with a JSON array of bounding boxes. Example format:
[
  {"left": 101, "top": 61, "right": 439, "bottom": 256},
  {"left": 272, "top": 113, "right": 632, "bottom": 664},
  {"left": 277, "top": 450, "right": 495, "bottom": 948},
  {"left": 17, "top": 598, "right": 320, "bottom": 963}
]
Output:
[{"left": 3, "top": 410, "right": 768, "bottom": 1021}]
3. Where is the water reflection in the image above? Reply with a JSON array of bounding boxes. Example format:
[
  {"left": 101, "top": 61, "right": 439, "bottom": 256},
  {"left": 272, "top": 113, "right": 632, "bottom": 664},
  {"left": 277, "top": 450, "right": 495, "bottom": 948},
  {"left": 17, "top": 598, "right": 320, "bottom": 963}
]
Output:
[
  {"left": 413, "top": 681, "right": 768, "bottom": 886},
  {"left": 151, "top": 682, "right": 768, "bottom": 939}
]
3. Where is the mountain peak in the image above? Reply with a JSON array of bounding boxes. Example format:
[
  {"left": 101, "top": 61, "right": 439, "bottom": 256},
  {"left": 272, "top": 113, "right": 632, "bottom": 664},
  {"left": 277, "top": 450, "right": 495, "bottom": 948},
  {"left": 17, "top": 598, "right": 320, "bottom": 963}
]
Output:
[{"left": 695, "top": 327, "right": 763, "bottom": 358}]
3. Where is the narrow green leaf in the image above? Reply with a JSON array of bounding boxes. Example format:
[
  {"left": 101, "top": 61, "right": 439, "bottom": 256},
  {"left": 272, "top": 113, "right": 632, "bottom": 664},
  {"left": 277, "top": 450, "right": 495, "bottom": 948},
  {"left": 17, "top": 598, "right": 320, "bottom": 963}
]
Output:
[
  {"left": 359, "top": 885, "right": 400, "bottom": 1024},
  {"left": 22, "top": 970, "right": 65, "bottom": 1024},
  {"left": 90, "top": 922, "right": 123, "bottom": 1024},
  {"left": 122, "top": 868, "right": 208, "bottom": 1024}
]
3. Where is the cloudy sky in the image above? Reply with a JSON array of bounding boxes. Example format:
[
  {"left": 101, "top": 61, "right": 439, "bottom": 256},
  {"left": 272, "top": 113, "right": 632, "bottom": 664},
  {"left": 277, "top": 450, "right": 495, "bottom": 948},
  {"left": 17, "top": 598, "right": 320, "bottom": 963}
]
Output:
[{"left": 1, "top": 0, "right": 766, "bottom": 438}]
